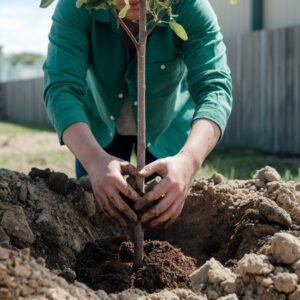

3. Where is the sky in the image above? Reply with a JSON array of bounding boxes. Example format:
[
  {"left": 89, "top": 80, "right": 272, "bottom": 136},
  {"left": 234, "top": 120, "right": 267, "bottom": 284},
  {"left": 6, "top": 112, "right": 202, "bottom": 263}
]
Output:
[{"left": 0, "top": 0, "right": 55, "bottom": 55}]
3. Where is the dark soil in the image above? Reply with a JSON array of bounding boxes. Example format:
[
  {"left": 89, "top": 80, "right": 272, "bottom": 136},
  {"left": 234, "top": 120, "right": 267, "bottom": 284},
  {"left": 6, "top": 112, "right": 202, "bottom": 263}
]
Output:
[{"left": 75, "top": 237, "right": 197, "bottom": 293}]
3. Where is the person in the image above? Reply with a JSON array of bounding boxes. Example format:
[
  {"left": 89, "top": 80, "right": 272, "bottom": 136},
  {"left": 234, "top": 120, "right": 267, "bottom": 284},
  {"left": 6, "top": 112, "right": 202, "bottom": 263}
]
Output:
[{"left": 43, "top": 0, "right": 232, "bottom": 229}]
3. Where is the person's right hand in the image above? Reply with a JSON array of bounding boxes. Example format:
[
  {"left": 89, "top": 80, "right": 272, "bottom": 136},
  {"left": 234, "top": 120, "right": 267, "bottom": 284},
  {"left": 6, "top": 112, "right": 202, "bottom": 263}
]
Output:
[{"left": 87, "top": 153, "right": 140, "bottom": 227}]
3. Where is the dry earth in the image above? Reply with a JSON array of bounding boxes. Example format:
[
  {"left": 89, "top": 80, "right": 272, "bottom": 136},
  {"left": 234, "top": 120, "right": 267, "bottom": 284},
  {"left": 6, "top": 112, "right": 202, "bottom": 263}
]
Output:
[{"left": 1, "top": 166, "right": 300, "bottom": 299}]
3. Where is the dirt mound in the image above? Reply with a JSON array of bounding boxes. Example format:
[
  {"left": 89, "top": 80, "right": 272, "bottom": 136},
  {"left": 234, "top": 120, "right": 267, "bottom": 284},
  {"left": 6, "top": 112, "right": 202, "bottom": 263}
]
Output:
[{"left": 0, "top": 166, "right": 300, "bottom": 299}]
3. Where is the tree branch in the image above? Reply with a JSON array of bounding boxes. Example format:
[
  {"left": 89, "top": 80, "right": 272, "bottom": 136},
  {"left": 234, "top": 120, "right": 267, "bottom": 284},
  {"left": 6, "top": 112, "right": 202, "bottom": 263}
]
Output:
[
  {"left": 146, "top": 0, "right": 175, "bottom": 37},
  {"left": 108, "top": 4, "right": 139, "bottom": 49}
]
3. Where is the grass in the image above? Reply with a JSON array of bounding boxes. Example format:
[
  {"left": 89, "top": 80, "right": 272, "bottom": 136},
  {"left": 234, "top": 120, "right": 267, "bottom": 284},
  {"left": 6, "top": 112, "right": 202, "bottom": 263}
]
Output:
[
  {"left": 198, "top": 144, "right": 300, "bottom": 181},
  {"left": 0, "top": 121, "right": 299, "bottom": 181},
  {"left": 0, "top": 121, "right": 54, "bottom": 134}
]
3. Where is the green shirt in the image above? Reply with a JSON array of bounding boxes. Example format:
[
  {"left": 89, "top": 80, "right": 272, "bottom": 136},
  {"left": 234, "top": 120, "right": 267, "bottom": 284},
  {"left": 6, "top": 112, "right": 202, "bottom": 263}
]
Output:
[{"left": 43, "top": 0, "right": 232, "bottom": 158}]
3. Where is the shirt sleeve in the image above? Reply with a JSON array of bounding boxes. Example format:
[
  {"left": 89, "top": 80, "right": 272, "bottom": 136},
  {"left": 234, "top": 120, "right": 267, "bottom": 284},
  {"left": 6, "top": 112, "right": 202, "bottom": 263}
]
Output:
[
  {"left": 43, "top": 0, "right": 91, "bottom": 144},
  {"left": 177, "top": 0, "right": 233, "bottom": 138}
]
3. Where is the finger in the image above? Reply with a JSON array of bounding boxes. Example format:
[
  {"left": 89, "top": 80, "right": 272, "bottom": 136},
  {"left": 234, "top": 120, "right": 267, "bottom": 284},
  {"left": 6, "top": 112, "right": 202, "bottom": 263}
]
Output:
[
  {"left": 116, "top": 176, "right": 140, "bottom": 201},
  {"left": 136, "top": 178, "right": 171, "bottom": 208},
  {"left": 108, "top": 191, "right": 138, "bottom": 223},
  {"left": 94, "top": 195, "right": 122, "bottom": 226},
  {"left": 141, "top": 192, "right": 176, "bottom": 223},
  {"left": 150, "top": 198, "right": 183, "bottom": 227},
  {"left": 100, "top": 195, "right": 127, "bottom": 227},
  {"left": 164, "top": 201, "right": 185, "bottom": 229},
  {"left": 120, "top": 162, "right": 139, "bottom": 177},
  {"left": 138, "top": 160, "right": 166, "bottom": 178}
]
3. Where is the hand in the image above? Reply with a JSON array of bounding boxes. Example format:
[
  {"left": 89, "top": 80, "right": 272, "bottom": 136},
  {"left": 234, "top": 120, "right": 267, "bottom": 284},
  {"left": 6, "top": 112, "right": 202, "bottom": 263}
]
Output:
[
  {"left": 87, "top": 153, "right": 140, "bottom": 227},
  {"left": 135, "top": 151, "right": 199, "bottom": 228}
]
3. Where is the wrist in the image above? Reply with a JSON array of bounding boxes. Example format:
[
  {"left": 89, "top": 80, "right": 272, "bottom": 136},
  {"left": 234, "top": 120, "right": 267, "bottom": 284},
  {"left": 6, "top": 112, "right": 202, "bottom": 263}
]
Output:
[
  {"left": 178, "top": 149, "right": 203, "bottom": 174},
  {"left": 81, "top": 146, "right": 109, "bottom": 175}
]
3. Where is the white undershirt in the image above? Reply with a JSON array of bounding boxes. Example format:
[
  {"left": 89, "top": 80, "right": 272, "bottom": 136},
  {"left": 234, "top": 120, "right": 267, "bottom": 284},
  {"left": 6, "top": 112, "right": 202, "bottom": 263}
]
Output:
[{"left": 116, "top": 97, "right": 137, "bottom": 136}]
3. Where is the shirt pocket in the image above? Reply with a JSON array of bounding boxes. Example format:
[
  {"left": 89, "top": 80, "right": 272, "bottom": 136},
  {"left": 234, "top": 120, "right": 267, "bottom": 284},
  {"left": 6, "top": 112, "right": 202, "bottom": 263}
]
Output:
[{"left": 146, "top": 57, "right": 184, "bottom": 96}]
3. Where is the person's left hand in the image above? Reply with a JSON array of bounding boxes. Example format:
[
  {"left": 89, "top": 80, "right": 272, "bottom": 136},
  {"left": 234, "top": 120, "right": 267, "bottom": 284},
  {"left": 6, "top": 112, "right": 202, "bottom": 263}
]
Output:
[{"left": 135, "top": 151, "right": 200, "bottom": 228}]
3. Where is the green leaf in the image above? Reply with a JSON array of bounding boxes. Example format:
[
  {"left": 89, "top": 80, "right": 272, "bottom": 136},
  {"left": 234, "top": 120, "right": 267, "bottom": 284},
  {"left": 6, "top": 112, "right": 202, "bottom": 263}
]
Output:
[
  {"left": 76, "top": 0, "right": 85, "bottom": 8},
  {"left": 118, "top": 0, "right": 130, "bottom": 19},
  {"left": 39, "top": 0, "right": 55, "bottom": 8},
  {"left": 169, "top": 21, "right": 188, "bottom": 41}
]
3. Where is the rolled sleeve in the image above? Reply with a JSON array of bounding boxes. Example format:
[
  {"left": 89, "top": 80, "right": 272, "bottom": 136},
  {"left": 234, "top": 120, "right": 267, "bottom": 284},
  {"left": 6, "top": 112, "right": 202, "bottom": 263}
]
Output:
[
  {"left": 43, "top": 0, "right": 91, "bottom": 144},
  {"left": 178, "top": 0, "right": 233, "bottom": 137}
]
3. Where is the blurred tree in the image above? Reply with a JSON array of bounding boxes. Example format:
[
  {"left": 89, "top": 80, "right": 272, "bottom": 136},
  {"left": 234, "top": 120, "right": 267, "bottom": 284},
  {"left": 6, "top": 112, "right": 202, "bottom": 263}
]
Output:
[{"left": 6, "top": 52, "right": 45, "bottom": 66}]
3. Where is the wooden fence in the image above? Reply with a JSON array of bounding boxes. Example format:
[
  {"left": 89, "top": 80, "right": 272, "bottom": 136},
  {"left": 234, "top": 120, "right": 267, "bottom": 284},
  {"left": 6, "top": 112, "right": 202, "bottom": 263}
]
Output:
[
  {"left": 0, "top": 78, "right": 50, "bottom": 125},
  {"left": 223, "top": 25, "right": 300, "bottom": 154},
  {"left": 0, "top": 25, "right": 299, "bottom": 154}
]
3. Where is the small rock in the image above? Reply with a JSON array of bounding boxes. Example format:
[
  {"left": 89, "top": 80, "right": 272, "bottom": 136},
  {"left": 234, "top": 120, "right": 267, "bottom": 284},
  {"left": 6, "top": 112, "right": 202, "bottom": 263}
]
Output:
[
  {"left": 274, "top": 272, "right": 298, "bottom": 293},
  {"left": 257, "top": 199, "right": 292, "bottom": 228},
  {"left": 12, "top": 265, "right": 32, "bottom": 278},
  {"left": 254, "top": 166, "right": 281, "bottom": 183},
  {"left": 218, "top": 294, "right": 238, "bottom": 300},
  {"left": 211, "top": 173, "right": 224, "bottom": 185},
  {"left": 0, "top": 247, "right": 10, "bottom": 260},
  {"left": 276, "top": 192, "right": 295, "bottom": 211},
  {"left": 267, "top": 182, "right": 280, "bottom": 193},
  {"left": 27, "top": 183, "right": 38, "bottom": 201},
  {"left": 255, "top": 179, "right": 265, "bottom": 189},
  {"left": 271, "top": 232, "right": 300, "bottom": 264},
  {"left": 207, "top": 288, "right": 219, "bottom": 300},
  {"left": 295, "top": 184, "right": 300, "bottom": 192},
  {"left": 255, "top": 275, "right": 273, "bottom": 287},
  {"left": 19, "top": 184, "right": 28, "bottom": 201},
  {"left": 291, "top": 206, "right": 300, "bottom": 224},
  {"left": 237, "top": 254, "right": 273, "bottom": 276},
  {"left": 289, "top": 286, "right": 300, "bottom": 300},
  {"left": 1, "top": 206, "right": 34, "bottom": 246},
  {"left": 190, "top": 258, "right": 236, "bottom": 293}
]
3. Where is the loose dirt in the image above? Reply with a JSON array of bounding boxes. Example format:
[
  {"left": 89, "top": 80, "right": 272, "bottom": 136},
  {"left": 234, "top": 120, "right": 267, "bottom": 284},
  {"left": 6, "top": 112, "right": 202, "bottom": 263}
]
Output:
[{"left": 0, "top": 166, "right": 300, "bottom": 299}]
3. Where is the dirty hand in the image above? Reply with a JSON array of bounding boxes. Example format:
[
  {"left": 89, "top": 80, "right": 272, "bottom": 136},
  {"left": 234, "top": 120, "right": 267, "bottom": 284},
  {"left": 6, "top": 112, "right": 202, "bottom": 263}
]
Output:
[
  {"left": 88, "top": 153, "right": 140, "bottom": 227},
  {"left": 135, "top": 151, "right": 199, "bottom": 228}
]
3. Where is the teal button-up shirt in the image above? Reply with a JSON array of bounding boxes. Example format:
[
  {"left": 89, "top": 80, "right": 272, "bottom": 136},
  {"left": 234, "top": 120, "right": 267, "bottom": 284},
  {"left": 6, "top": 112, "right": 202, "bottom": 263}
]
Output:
[{"left": 43, "top": 0, "right": 232, "bottom": 158}]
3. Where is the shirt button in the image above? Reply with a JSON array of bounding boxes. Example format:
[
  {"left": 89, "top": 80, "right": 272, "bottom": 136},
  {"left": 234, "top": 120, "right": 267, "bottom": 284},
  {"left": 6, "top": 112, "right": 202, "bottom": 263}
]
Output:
[
  {"left": 118, "top": 93, "right": 124, "bottom": 99},
  {"left": 133, "top": 101, "right": 138, "bottom": 106},
  {"left": 160, "top": 64, "right": 166, "bottom": 70},
  {"left": 110, "top": 115, "right": 115, "bottom": 120}
]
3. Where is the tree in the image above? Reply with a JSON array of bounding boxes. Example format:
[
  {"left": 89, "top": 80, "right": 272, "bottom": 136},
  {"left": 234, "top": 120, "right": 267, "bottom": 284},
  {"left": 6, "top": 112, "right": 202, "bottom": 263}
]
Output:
[
  {"left": 6, "top": 52, "right": 45, "bottom": 67},
  {"left": 40, "top": 0, "right": 188, "bottom": 269}
]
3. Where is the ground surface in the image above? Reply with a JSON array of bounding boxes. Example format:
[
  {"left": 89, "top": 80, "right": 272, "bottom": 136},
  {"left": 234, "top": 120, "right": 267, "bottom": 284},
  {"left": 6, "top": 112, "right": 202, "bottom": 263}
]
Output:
[
  {"left": 1, "top": 121, "right": 300, "bottom": 180},
  {"left": 1, "top": 166, "right": 300, "bottom": 299}
]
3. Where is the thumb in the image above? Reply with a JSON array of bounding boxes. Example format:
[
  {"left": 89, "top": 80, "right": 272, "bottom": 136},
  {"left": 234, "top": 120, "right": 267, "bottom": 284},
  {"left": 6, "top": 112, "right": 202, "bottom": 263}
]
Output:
[{"left": 139, "top": 160, "right": 165, "bottom": 177}]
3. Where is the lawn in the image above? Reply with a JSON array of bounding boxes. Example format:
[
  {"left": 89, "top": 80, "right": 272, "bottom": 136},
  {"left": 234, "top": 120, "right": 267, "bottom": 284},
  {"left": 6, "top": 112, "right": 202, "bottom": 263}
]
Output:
[{"left": 0, "top": 121, "right": 299, "bottom": 181}]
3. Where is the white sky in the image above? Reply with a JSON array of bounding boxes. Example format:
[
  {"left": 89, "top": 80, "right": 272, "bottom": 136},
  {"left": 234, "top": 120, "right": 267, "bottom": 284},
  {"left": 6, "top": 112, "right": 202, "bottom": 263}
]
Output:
[{"left": 0, "top": 1, "right": 56, "bottom": 55}]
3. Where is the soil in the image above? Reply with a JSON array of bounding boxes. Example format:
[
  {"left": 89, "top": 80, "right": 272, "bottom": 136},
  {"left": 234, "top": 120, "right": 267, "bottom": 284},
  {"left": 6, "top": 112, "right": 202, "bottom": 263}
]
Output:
[
  {"left": 75, "top": 238, "right": 196, "bottom": 293},
  {"left": 0, "top": 166, "right": 300, "bottom": 299}
]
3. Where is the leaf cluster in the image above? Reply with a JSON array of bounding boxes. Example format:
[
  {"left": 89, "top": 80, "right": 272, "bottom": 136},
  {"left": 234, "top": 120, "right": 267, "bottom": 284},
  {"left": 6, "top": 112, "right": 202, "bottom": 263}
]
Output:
[{"left": 40, "top": 0, "right": 188, "bottom": 40}]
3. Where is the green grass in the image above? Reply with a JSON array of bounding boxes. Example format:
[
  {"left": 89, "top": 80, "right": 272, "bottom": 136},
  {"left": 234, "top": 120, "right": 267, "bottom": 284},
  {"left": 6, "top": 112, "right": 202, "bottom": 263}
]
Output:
[
  {"left": 0, "top": 151, "right": 74, "bottom": 177},
  {"left": 198, "top": 144, "right": 300, "bottom": 181},
  {"left": 0, "top": 121, "right": 299, "bottom": 181},
  {"left": 0, "top": 121, "right": 54, "bottom": 134}
]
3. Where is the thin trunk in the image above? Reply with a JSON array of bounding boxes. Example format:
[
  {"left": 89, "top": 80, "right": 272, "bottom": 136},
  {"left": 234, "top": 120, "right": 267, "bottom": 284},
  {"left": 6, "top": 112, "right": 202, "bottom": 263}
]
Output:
[{"left": 133, "top": 0, "right": 147, "bottom": 270}]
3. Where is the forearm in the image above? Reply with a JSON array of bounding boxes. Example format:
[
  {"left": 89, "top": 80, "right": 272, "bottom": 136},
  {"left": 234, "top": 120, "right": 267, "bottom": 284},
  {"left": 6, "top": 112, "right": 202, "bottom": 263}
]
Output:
[
  {"left": 62, "top": 122, "right": 107, "bottom": 173},
  {"left": 179, "top": 118, "right": 221, "bottom": 172}
]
